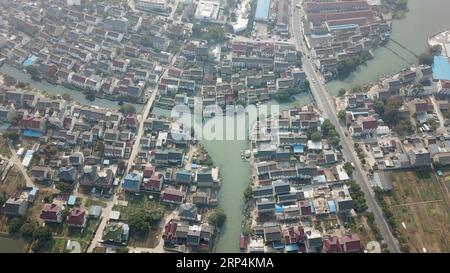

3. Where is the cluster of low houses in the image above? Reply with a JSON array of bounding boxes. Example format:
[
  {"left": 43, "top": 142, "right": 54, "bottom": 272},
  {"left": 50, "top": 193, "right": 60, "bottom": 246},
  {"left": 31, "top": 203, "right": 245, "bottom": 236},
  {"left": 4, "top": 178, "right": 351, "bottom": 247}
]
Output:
[
  {"left": 0, "top": 88, "right": 135, "bottom": 187},
  {"left": 2, "top": 185, "right": 103, "bottom": 230},
  {"left": 0, "top": 0, "right": 189, "bottom": 101},
  {"left": 336, "top": 64, "right": 450, "bottom": 185},
  {"left": 243, "top": 105, "right": 361, "bottom": 253},
  {"left": 162, "top": 203, "right": 215, "bottom": 252},
  {"left": 302, "top": 0, "right": 392, "bottom": 79},
  {"left": 155, "top": 38, "right": 306, "bottom": 110}
]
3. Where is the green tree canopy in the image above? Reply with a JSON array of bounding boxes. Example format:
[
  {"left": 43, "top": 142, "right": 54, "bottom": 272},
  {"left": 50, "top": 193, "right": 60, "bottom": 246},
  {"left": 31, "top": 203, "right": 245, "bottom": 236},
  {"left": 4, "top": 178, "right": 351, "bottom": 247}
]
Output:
[
  {"left": 418, "top": 52, "right": 433, "bottom": 66},
  {"left": 208, "top": 208, "right": 226, "bottom": 227},
  {"left": 8, "top": 217, "right": 24, "bottom": 234},
  {"left": 129, "top": 209, "right": 150, "bottom": 235}
]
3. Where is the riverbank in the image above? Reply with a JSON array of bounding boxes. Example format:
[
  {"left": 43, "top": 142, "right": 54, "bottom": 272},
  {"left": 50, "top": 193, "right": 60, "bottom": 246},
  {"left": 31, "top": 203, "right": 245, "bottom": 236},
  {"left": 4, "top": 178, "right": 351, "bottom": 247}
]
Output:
[{"left": 0, "top": 64, "right": 142, "bottom": 111}]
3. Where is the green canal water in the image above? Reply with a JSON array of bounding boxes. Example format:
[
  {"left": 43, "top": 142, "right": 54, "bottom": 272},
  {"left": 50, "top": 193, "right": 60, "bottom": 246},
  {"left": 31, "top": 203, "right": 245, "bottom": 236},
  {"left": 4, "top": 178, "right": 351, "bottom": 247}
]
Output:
[
  {"left": 0, "top": 236, "right": 27, "bottom": 253},
  {"left": 153, "top": 92, "right": 312, "bottom": 252},
  {"left": 1, "top": 0, "right": 449, "bottom": 252},
  {"left": 328, "top": 0, "right": 450, "bottom": 94}
]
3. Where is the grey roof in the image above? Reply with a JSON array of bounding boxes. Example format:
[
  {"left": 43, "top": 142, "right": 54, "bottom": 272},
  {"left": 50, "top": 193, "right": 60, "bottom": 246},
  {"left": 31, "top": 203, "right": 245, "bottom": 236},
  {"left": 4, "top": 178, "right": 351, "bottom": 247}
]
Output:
[{"left": 88, "top": 205, "right": 102, "bottom": 217}]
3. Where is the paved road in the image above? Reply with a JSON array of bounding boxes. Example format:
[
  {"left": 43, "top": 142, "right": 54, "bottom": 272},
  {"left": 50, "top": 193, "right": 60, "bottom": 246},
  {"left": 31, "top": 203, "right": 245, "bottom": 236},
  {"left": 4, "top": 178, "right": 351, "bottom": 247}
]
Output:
[
  {"left": 430, "top": 95, "right": 446, "bottom": 135},
  {"left": 87, "top": 194, "right": 118, "bottom": 252},
  {"left": 291, "top": 0, "right": 400, "bottom": 252},
  {"left": 125, "top": 85, "right": 159, "bottom": 174},
  {"left": 8, "top": 146, "right": 36, "bottom": 188}
]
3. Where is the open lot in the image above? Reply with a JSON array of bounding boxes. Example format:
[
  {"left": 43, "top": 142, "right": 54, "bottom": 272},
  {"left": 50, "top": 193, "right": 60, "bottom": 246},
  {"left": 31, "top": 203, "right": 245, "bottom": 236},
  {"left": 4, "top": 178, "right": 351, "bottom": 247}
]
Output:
[
  {"left": 0, "top": 166, "right": 26, "bottom": 197},
  {"left": 386, "top": 170, "right": 450, "bottom": 252},
  {"left": 0, "top": 137, "right": 11, "bottom": 157},
  {"left": 41, "top": 218, "right": 99, "bottom": 253},
  {"left": 113, "top": 192, "right": 168, "bottom": 248}
]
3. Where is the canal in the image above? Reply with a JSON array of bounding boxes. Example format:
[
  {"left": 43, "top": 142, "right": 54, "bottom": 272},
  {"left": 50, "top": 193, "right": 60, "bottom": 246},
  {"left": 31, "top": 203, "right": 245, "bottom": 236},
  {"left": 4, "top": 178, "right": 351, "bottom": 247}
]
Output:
[
  {"left": 328, "top": 0, "right": 450, "bottom": 94},
  {"left": 1, "top": 0, "right": 449, "bottom": 253},
  {"left": 153, "top": 92, "right": 312, "bottom": 252},
  {"left": 0, "top": 236, "right": 27, "bottom": 253}
]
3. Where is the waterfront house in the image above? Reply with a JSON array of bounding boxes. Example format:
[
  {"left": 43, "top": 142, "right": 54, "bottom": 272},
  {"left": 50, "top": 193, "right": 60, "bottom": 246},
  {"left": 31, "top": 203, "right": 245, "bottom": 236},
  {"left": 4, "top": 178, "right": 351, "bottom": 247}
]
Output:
[
  {"left": 2, "top": 197, "right": 28, "bottom": 216},
  {"left": 177, "top": 203, "right": 198, "bottom": 222}
]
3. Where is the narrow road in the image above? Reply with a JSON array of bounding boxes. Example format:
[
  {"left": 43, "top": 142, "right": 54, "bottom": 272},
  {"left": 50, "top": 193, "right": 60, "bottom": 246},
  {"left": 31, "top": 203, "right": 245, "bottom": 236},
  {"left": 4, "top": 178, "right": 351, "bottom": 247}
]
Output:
[
  {"left": 430, "top": 95, "right": 446, "bottom": 135},
  {"left": 125, "top": 85, "right": 159, "bottom": 174},
  {"left": 8, "top": 145, "right": 35, "bottom": 188},
  {"left": 291, "top": 0, "right": 400, "bottom": 252},
  {"left": 87, "top": 194, "right": 118, "bottom": 252}
]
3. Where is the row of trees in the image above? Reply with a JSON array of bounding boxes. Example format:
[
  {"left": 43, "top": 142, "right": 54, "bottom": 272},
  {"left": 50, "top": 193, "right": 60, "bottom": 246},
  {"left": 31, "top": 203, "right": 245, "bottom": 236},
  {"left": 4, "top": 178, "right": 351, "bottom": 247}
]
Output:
[
  {"left": 336, "top": 52, "right": 372, "bottom": 80},
  {"left": 8, "top": 218, "right": 52, "bottom": 252},
  {"left": 373, "top": 97, "right": 413, "bottom": 136},
  {"left": 345, "top": 180, "right": 368, "bottom": 213},
  {"left": 128, "top": 208, "right": 165, "bottom": 236},
  {"left": 418, "top": 44, "right": 442, "bottom": 66},
  {"left": 274, "top": 81, "right": 311, "bottom": 102},
  {"left": 373, "top": 187, "right": 410, "bottom": 252}
]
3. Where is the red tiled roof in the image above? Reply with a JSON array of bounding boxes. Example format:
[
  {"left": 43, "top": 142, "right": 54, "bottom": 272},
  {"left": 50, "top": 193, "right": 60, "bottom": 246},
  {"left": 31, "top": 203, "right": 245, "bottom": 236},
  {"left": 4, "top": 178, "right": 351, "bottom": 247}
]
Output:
[
  {"left": 40, "top": 203, "right": 61, "bottom": 221},
  {"left": 66, "top": 209, "right": 86, "bottom": 226}
]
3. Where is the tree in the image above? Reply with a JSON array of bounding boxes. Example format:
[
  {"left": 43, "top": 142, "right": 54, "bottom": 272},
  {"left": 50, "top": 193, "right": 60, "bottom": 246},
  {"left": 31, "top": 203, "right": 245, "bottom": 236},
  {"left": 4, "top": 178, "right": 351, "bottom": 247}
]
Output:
[
  {"left": 383, "top": 97, "right": 402, "bottom": 126},
  {"left": 62, "top": 93, "right": 72, "bottom": 101},
  {"left": 3, "top": 75, "right": 17, "bottom": 86},
  {"left": 418, "top": 52, "right": 433, "bottom": 66},
  {"left": 20, "top": 221, "right": 37, "bottom": 239},
  {"left": 148, "top": 208, "right": 164, "bottom": 228},
  {"left": 430, "top": 44, "right": 442, "bottom": 55},
  {"left": 338, "top": 110, "right": 347, "bottom": 123},
  {"left": 117, "top": 160, "right": 127, "bottom": 171},
  {"left": 373, "top": 99, "right": 385, "bottom": 117},
  {"left": 141, "top": 35, "right": 153, "bottom": 47},
  {"left": 310, "top": 131, "right": 322, "bottom": 142},
  {"left": 33, "top": 226, "right": 52, "bottom": 242},
  {"left": 8, "top": 218, "right": 24, "bottom": 234},
  {"left": 208, "top": 208, "right": 226, "bottom": 227},
  {"left": 338, "top": 88, "right": 346, "bottom": 97},
  {"left": 2, "top": 131, "right": 19, "bottom": 142},
  {"left": 56, "top": 182, "right": 74, "bottom": 193},
  {"left": 25, "top": 66, "right": 40, "bottom": 80},
  {"left": 119, "top": 104, "right": 136, "bottom": 114},
  {"left": 343, "top": 162, "right": 353, "bottom": 176},
  {"left": 116, "top": 47, "right": 123, "bottom": 56},
  {"left": 84, "top": 89, "right": 96, "bottom": 101},
  {"left": 43, "top": 144, "right": 58, "bottom": 159},
  {"left": 94, "top": 140, "right": 105, "bottom": 154},
  {"left": 243, "top": 185, "right": 253, "bottom": 201},
  {"left": 0, "top": 192, "right": 5, "bottom": 207},
  {"left": 129, "top": 209, "right": 150, "bottom": 235},
  {"left": 242, "top": 225, "right": 254, "bottom": 236}
]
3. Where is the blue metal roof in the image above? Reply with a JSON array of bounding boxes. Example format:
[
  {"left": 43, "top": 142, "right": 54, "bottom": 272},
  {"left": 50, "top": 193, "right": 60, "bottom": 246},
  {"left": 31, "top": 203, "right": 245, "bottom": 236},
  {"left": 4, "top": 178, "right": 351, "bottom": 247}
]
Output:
[
  {"left": 432, "top": 56, "right": 450, "bottom": 80},
  {"left": 273, "top": 241, "right": 285, "bottom": 249},
  {"left": 68, "top": 195, "right": 77, "bottom": 205},
  {"left": 255, "top": 0, "right": 270, "bottom": 21},
  {"left": 275, "top": 204, "right": 284, "bottom": 213},
  {"left": 294, "top": 144, "right": 305, "bottom": 154},
  {"left": 285, "top": 244, "right": 299, "bottom": 252},
  {"left": 328, "top": 200, "right": 337, "bottom": 213},
  {"left": 329, "top": 24, "right": 358, "bottom": 31},
  {"left": 23, "top": 55, "right": 38, "bottom": 67},
  {"left": 22, "top": 130, "right": 42, "bottom": 138}
]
